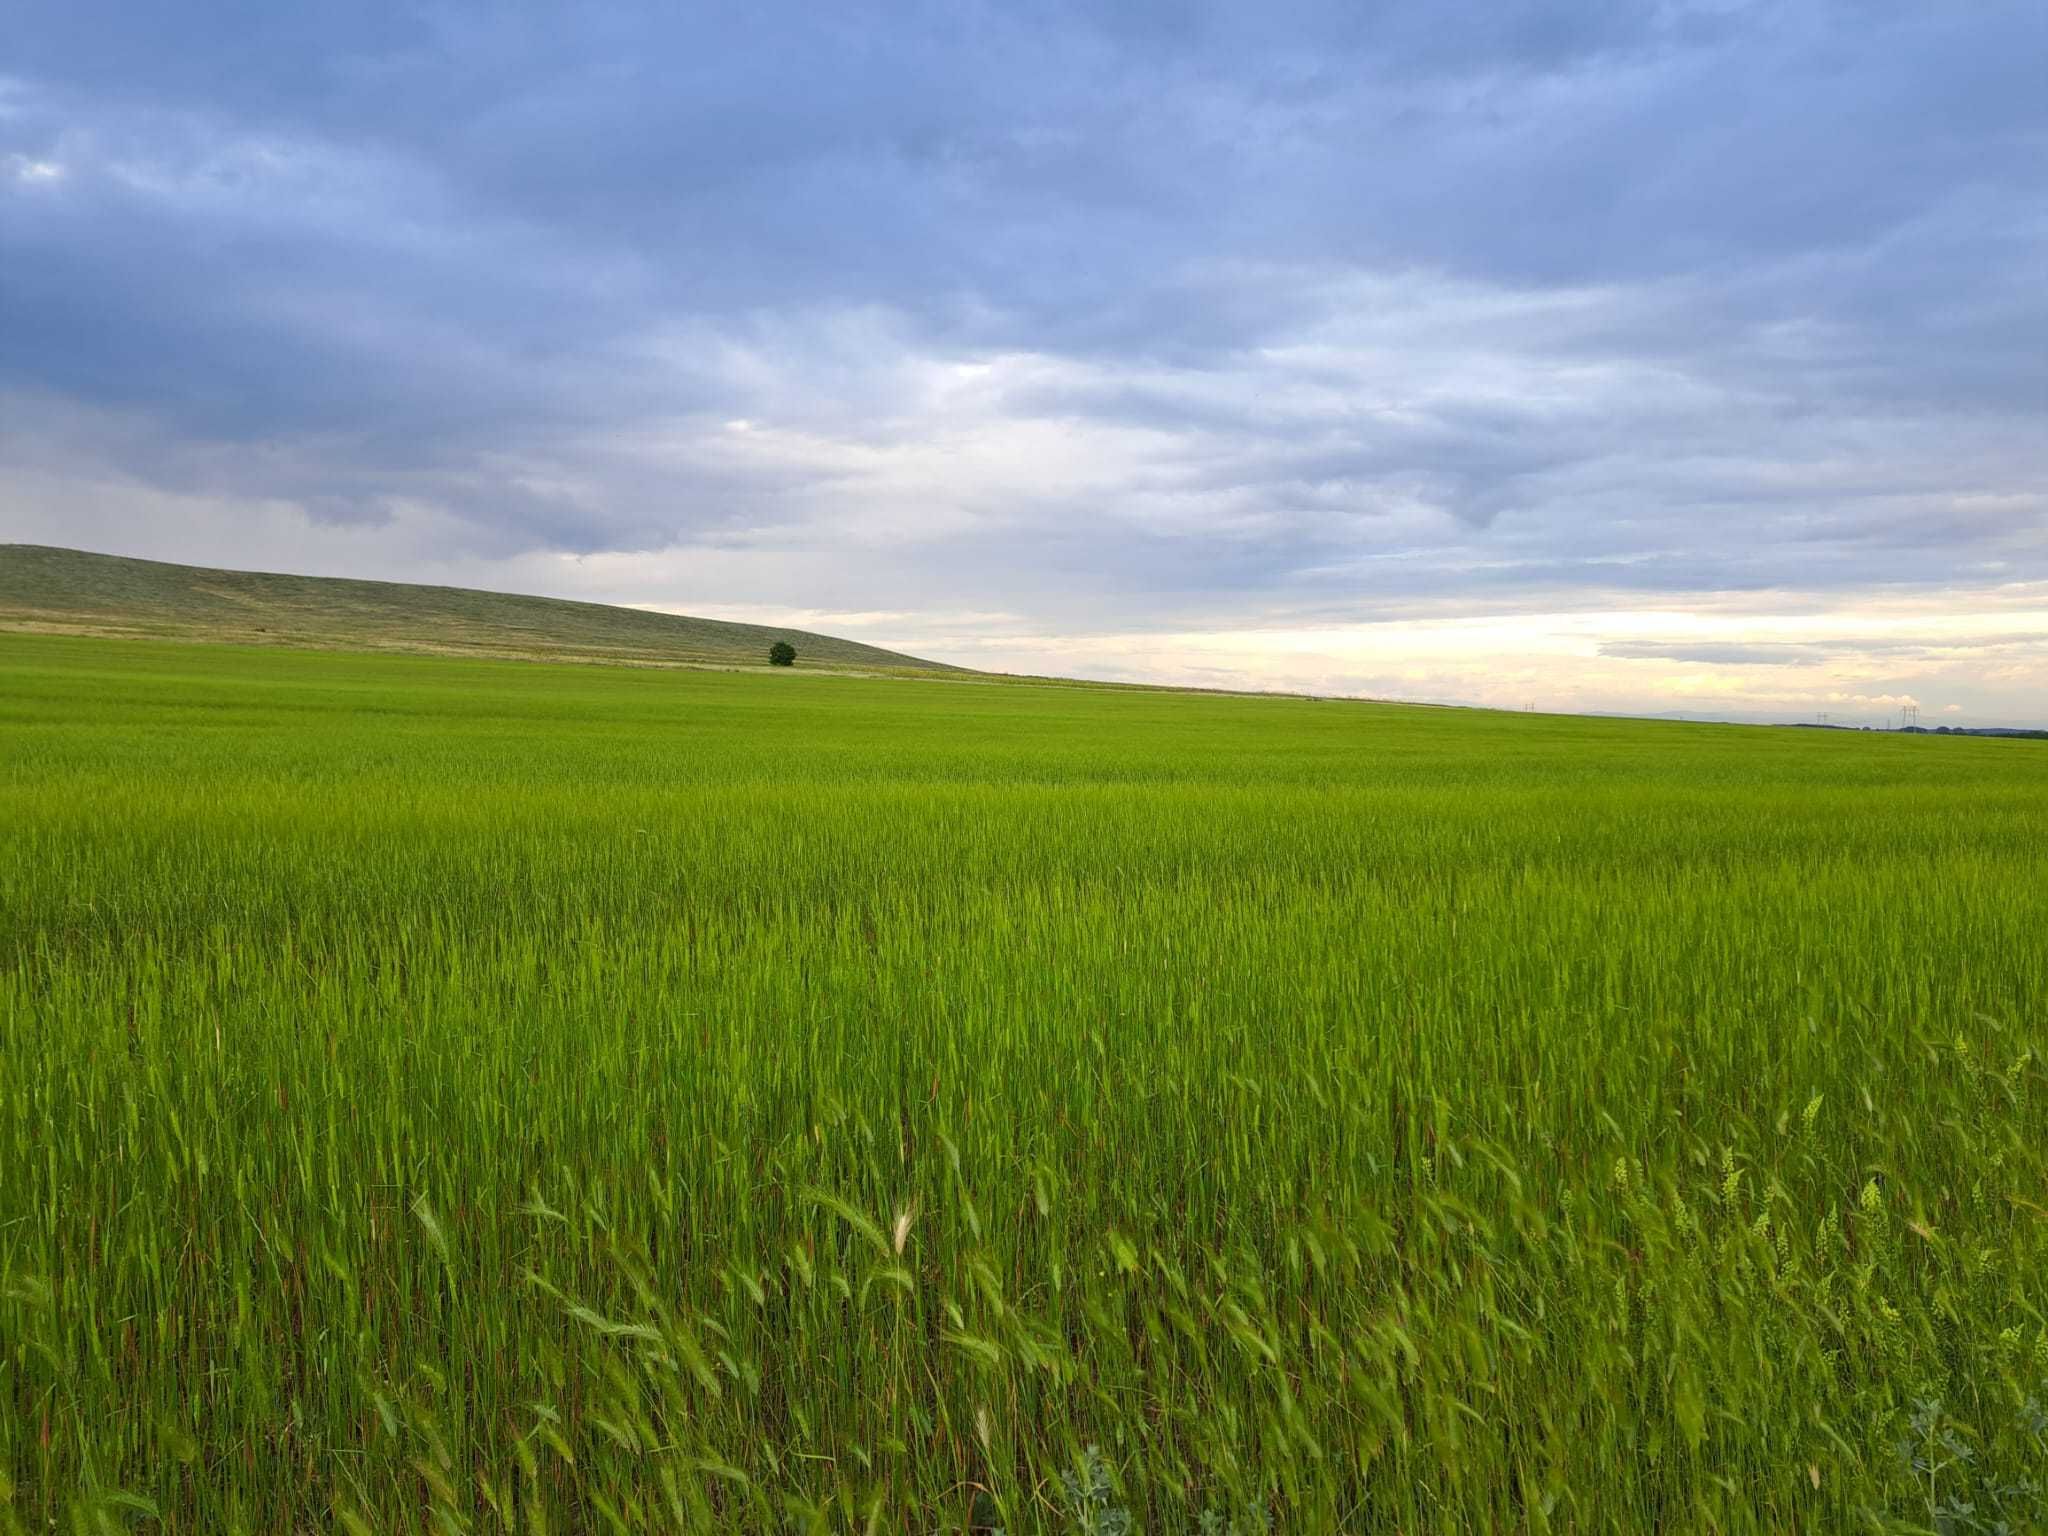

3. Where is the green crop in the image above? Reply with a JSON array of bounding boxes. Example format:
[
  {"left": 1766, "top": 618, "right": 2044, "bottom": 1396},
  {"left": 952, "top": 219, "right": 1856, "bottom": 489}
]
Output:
[{"left": 3, "top": 633, "right": 2045, "bottom": 1533}]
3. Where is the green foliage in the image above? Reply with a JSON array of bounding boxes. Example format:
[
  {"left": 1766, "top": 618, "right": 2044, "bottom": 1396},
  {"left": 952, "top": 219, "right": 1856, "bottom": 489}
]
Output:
[
  {"left": 3, "top": 633, "right": 2047, "bottom": 1532},
  {"left": 1059, "top": 1447, "right": 1131, "bottom": 1535},
  {"left": 769, "top": 640, "right": 797, "bottom": 666},
  {"left": 1898, "top": 1394, "right": 2048, "bottom": 1535}
]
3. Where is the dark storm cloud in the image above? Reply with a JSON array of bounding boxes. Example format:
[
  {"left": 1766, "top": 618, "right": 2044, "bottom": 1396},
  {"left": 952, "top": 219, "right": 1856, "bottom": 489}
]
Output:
[{"left": 2, "top": 0, "right": 2044, "bottom": 626}]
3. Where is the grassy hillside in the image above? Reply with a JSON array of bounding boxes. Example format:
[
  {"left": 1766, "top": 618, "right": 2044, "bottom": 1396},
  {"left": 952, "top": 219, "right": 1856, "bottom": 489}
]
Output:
[
  {"left": 5, "top": 632, "right": 2048, "bottom": 1532},
  {"left": 0, "top": 543, "right": 957, "bottom": 673}
]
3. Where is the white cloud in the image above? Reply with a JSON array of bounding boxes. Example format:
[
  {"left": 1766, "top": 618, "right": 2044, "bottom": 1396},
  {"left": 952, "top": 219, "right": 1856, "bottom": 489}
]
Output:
[{"left": 6, "top": 152, "right": 63, "bottom": 183}]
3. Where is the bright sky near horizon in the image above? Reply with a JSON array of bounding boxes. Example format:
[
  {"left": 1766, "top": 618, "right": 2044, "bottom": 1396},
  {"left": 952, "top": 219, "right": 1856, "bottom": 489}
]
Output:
[{"left": 3, "top": 3, "right": 2044, "bottom": 723}]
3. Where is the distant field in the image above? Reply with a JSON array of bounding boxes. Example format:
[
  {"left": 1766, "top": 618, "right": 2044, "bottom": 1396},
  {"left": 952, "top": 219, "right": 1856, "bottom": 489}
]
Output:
[
  {"left": 4, "top": 632, "right": 2046, "bottom": 1533},
  {"left": 0, "top": 544, "right": 958, "bottom": 674}
]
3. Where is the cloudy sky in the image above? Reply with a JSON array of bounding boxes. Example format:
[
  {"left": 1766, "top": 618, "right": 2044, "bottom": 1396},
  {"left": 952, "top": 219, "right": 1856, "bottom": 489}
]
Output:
[{"left": 4, "top": 1, "right": 2044, "bottom": 722}]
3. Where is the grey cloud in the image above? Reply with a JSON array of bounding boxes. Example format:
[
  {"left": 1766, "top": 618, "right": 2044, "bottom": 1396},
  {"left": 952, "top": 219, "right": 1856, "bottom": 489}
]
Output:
[
  {"left": 1601, "top": 630, "right": 2048, "bottom": 668},
  {"left": 1600, "top": 641, "right": 1833, "bottom": 666},
  {"left": 1, "top": 0, "right": 2045, "bottom": 708}
]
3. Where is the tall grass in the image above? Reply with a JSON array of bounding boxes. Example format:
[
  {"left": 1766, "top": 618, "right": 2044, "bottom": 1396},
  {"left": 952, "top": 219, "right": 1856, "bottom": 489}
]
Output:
[{"left": 3, "top": 634, "right": 2045, "bottom": 1532}]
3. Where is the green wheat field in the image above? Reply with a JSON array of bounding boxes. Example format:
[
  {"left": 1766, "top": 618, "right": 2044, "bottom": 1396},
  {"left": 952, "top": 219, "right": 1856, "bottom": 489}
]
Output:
[{"left": 4, "top": 632, "right": 2047, "bottom": 1534}]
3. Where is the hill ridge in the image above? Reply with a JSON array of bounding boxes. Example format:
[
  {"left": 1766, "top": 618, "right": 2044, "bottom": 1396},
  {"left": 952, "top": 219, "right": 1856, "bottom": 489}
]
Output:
[{"left": 0, "top": 544, "right": 959, "bottom": 674}]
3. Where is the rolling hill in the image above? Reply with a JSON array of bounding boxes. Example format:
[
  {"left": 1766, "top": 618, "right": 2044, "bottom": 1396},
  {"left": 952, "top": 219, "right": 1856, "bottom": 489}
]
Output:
[{"left": 0, "top": 544, "right": 960, "bottom": 673}]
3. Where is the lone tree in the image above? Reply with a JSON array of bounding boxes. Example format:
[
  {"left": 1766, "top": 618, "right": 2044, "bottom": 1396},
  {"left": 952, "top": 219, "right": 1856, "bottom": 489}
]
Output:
[{"left": 768, "top": 641, "right": 797, "bottom": 667}]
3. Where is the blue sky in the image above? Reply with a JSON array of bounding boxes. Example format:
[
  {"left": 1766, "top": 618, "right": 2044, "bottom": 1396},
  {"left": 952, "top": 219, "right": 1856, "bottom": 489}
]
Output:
[{"left": 4, "top": 1, "right": 2044, "bottom": 720}]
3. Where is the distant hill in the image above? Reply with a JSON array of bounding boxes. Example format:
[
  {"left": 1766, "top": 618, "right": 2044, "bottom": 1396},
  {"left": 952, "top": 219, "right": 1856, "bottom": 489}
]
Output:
[{"left": 0, "top": 545, "right": 961, "bottom": 674}]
